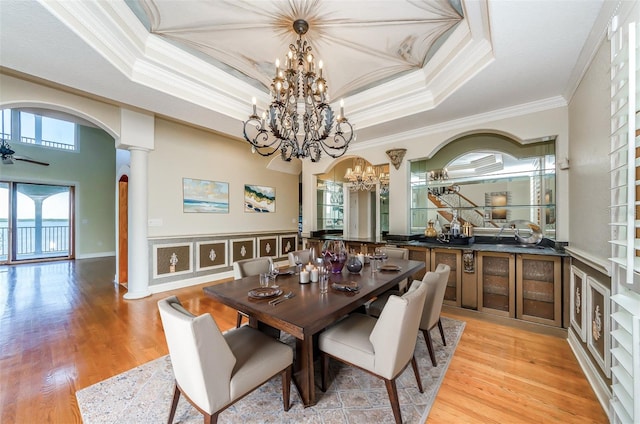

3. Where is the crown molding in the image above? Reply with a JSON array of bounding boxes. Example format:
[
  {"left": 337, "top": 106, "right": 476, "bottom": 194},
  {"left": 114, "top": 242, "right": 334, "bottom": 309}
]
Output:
[{"left": 351, "top": 95, "right": 568, "bottom": 150}]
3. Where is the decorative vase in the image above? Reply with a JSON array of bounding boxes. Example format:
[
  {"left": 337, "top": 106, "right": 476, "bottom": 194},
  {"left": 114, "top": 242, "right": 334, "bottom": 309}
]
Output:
[
  {"left": 321, "top": 240, "right": 347, "bottom": 273},
  {"left": 345, "top": 255, "right": 363, "bottom": 274},
  {"left": 425, "top": 220, "right": 437, "bottom": 237}
]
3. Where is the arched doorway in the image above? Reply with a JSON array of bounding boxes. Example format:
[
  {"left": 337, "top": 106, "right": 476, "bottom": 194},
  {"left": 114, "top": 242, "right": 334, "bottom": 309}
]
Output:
[{"left": 118, "top": 175, "right": 128, "bottom": 285}]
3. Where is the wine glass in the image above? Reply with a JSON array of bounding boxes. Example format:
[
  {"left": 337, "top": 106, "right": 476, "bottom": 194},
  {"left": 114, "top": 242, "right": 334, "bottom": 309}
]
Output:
[
  {"left": 294, "top": 255, "right": 302, "bottom": 274},
  {"left": 269, "top": 261, "right": 279, "bottom": 287}
]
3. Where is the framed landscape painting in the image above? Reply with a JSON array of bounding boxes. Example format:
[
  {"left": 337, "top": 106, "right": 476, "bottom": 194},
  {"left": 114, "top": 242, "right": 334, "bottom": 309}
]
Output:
[
  {"left": 244, "top": 184, "right": 275, "bottom": 213},
  {"left": 183, "top": 178, "right": 229, "bottom": 213}
]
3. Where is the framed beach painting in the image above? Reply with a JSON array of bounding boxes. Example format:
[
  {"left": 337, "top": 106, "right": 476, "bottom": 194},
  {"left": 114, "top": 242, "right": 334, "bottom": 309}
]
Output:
[
  {"left": 244, "top": 184, "right": 275, "bottom": 213},
  {"left": 183, "top": 178, "right": 229, "bottom": 213}
]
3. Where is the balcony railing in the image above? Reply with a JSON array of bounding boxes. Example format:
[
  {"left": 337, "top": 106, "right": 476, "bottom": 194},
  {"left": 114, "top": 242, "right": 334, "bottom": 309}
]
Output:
[{"left": 0, "top": 226, "right": 70, "bottom": 259}]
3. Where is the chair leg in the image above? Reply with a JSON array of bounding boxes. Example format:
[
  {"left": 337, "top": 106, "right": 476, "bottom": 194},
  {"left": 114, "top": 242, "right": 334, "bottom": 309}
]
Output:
[
  {"left": 236, "top": 311, "right": 243, "bottom": 328},
  {"left": 282, "top": 365, "right": 292, "bottom": 411},
  {"left": 438, "top": 318, "right": 447, "bottom": 346},
  {"left": 410, "top": 355, "right": 424, "bottom": 393},
  {"left": 422, "top": 328, "right": 437, "bottom": 367},
  {"left": 320, "top": 352, "right": 329, "bottom": 392},
  {"left": 167, "top": 383, "right": 180, "bottom": 424},
  {"left": 383, "top": 378, "right": 402, "bottom": 424},
  {"left": 204, "top": 413, "right": 218, "bottom": 424}
]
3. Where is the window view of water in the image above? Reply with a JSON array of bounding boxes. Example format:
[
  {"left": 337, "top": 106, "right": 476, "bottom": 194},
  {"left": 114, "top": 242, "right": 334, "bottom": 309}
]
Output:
[{"left": 0, "top": 182, "right": 71, "bottom": 262}]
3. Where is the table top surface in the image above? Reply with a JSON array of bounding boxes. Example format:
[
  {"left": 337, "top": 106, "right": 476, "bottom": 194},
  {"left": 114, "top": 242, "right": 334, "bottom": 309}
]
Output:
[{"left": 203, "top": 258, "right": 425, "bottom": 339}]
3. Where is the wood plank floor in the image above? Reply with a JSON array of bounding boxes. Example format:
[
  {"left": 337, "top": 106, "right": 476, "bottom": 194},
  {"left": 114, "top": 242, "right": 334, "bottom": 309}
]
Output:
[{"left": 0, "top": 257, "right": 607, "bottom": 423}]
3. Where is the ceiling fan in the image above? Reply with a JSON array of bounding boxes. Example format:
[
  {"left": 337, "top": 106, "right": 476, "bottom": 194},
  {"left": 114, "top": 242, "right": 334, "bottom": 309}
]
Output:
[{"left": 0, "top": 138, "right": 49, "bottom": 166}]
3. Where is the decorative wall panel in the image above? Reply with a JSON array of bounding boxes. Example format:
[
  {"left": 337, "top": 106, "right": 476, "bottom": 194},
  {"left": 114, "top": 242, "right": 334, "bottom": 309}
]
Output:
[
  {"left": 587, "top": 276, "right": 610, "bottom": 378},
  {"left": 153, "top": 242, "right": 192, "bottom": 278},
  {"left": 257, "top": 236, "right": 278, "bottom": 257},
  {"left": 232, "top": 238, "right": 255, "bottom": 263},
  {"left": 279, "top": 234, "right": 298, "bottom": 257},
  {"left": 570, "top": 265, "right": 587, "bottom": 342},
  {"left": 196, "top": 240, "right": 228, "bottom": 271}
]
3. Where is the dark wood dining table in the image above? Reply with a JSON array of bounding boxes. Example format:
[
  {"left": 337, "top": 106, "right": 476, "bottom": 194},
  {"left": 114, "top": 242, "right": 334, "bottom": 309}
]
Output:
[{"left": 203, "top": 258, "right": 425, "bottom": 407}]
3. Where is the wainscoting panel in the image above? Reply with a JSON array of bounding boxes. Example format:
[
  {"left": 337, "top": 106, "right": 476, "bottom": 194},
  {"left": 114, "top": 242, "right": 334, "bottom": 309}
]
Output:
[{"left": 148, "top": 232, "right": 297, "bottom": 288}]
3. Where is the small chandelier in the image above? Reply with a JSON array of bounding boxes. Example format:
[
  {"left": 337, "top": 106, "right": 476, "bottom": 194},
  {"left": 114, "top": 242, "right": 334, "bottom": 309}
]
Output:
[
  {"left": 242, "top": 19, "right": 355, "bottom": 162},
  {"left": 428, "top": 168, "right": 459, "bottom": 197},
  {"left": 378, "top": 166, "right": 390, "bottom": 194},
  {"left": 345, "top": 158, "right": 379, "bottom": 191}
]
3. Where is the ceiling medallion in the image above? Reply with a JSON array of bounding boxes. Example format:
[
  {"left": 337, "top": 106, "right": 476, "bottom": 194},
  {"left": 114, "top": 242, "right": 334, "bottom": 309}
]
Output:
[{"left": 242, "top": 19, "right": 355, "bottom": 162}]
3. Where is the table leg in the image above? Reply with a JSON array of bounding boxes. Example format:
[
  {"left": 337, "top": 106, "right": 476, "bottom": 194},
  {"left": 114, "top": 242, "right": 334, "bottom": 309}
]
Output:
[{"left": 293, "top": 336, "right": 316, "bottom": 407}]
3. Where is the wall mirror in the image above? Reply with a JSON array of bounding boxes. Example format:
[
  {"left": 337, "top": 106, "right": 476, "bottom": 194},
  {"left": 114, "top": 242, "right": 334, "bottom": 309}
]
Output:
[
  {"left": 410, "top": 134, "right": 556, "bottom": 240},
  {"left": 315, "top": 157, "right": 389, "bottom": 237}
]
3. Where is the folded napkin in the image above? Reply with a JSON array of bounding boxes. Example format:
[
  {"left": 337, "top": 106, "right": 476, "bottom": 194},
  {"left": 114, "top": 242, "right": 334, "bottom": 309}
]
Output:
[{"left": 332, "top": 282, "right": 360, "bottom": 292}]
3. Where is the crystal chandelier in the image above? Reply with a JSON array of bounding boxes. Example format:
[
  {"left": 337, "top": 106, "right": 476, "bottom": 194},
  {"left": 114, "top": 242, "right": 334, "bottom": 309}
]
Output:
[
  {"left": 378, "top": 166, "right": 390, "bottom": 194},
  {"left": 242, "top": 19, "right": 355, "bottom": 162},
  {"left": 345, "top": 158, "right": 379, "bottom": 191},
  {"left": 428, "top": 168, "right": 459, "bottom": 197}
]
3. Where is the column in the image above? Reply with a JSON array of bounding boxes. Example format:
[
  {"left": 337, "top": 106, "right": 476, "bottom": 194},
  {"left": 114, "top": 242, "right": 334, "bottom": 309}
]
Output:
[{"left": 123, "top": 147, "right": 151, "bottom": 299}]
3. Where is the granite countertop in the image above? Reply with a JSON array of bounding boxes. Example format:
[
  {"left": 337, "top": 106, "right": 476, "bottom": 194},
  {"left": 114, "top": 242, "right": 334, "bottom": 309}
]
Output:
[{"left": 307, "top": 233, "right": 567, "bottom": 256}]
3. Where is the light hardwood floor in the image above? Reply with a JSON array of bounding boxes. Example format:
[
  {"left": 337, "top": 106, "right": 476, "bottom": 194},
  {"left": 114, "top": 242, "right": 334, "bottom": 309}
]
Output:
[{"left": 0, "top": 257, "right": 607, "bottom": 423}]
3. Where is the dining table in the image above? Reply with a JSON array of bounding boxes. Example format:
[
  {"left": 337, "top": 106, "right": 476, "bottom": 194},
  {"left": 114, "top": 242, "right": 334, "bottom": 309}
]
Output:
[{"left": 203, "top": 257, "right": 425, "bottom": 407}]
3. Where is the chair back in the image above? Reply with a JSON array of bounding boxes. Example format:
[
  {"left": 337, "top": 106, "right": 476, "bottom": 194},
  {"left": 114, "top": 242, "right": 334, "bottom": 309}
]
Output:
[
  {"left": 419, "top": 264, "right": 450, "bottom": 331},
  {"left": 369, "top": 280, "right": 428, "bottom": 379},
  {"left": 233, "top": 256, "right": 273, "bottom": 279},
  {"left": 380, "top": 246, "right": 409, "bottom": 260},
  {"left": 158, "top": 296, "right": 235, "bottom": 414},
  {"left": 287, "top": 249, "right": 311, "bottom": 267}
]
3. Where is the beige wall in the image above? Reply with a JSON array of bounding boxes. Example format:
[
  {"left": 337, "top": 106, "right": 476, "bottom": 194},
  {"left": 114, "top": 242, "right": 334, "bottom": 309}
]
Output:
[
  {"left": 147, "top": 119, "right": 299, "bottom": 237},
  {"left": 567, "top": 33, "right": 611, "bottom": 263}
]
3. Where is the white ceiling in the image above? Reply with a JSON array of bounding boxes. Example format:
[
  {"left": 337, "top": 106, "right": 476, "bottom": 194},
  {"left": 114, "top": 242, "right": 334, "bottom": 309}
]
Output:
[{"left": 0, "top": 0, "right": 612, "bottom": 149}]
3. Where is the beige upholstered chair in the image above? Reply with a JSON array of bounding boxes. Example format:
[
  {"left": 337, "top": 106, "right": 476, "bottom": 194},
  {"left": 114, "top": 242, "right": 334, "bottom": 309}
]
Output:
[
  {"left": 380, "top": 246, "right": 409, "bottom": 259},
  {"left": 232, "top": 257, "right": 273, "bottom": 327},
  {"left": 287, "top": 249, "right": 311, "bottom": 267},
  {"left": 158, "top": 296, "right": 293, "bottom": 424},
  {"left": 380, "top": 246, "right": 410, "bottom": 291},
  {"left": 319, "top": 280, "right": 428, "bottom": 424},
  {"left": 368, "top": 263, "right": 451, "bottom": 366},
  {"left": 232, "top": 256, "right": 273, "bottom": 279},
  {"left": 419, "top": 263, "right": 451, "bottom": 366}
]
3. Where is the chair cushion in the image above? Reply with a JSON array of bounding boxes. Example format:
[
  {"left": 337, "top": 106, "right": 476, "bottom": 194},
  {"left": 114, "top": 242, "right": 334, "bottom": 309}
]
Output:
[
  {"left": 225, "top": 326, "right": 293, "bottom": 400},
  {"left": 367, "top": 290, "right": 402, "bottom": 318},
  {"left": 318, "top": 313, "right": 376, "bottom": 372}
]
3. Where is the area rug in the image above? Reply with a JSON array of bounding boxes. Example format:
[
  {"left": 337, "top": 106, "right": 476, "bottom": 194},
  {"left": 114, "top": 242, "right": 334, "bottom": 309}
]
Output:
[{"left": 77, "top": 317, "right": 464, "bottom": 423}]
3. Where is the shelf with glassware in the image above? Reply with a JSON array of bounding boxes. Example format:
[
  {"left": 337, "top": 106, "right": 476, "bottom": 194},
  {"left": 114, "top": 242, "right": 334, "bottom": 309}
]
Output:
[
  {"left": 410, "top": 204, "right": 556, "bottom": 238},
  {"left": 316, "top": 179, "right": 344, "bottom": 230}
]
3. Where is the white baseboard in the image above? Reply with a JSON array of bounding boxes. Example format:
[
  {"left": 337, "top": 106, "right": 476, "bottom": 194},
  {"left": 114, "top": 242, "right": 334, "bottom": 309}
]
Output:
[
  {"left": 76, "top": 251, "right": 116, "bottom": 259},
  {"left": 567, "top": 328, "right": 611, "bottom": 419},
  {"left": 148, "top": 270, "right": 235, "bottom": 294}
]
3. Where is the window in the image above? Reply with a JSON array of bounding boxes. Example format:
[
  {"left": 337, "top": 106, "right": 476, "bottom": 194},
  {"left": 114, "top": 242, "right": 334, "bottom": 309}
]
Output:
[{"left": 1, "top": 109, "right": 77, "bottom": 151}]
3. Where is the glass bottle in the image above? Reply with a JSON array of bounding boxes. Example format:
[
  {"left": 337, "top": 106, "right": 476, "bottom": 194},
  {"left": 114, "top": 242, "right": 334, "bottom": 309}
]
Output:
[
  {"left": 434, "top": 215, "right": 443, "bottom": 235},
  {"left": 450, "top": 211, "right": 461, "bottom": 236}
]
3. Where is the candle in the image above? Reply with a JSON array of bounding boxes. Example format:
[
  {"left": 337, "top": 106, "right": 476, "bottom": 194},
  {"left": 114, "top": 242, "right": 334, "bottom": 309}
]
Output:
[
  {"left": 318, "top": 60, "right": 323, "bottom": 78},
  {"left": 310, "top": 267, "right": 319, "bottom": 283},
  {"left": 340, "top": 99, "right": 345, "bottom": 119},
  {"left": 357, "top": 253, "right": 365, "bottom": 266},
  {"left": 306, "top": 263, "right": 313, "bottom": 272},
  {"left": 300, "top": 270, "right": 310, "bottom": 284},
  {"left": 251, "top": 97, "right": 257, "bottom": 116}
]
